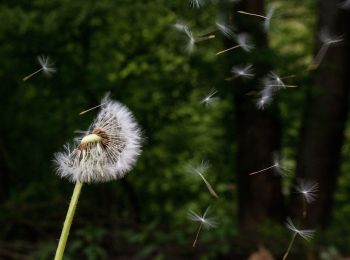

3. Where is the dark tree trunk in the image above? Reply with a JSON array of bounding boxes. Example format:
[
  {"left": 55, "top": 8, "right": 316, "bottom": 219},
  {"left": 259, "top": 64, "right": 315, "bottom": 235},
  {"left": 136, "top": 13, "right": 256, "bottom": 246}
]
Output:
[
  {"left": 232, "top": 0, "right": 285, "bottom": 233},
  {"left": 291, "top": 1, "right": 350, "bottom": 227}
]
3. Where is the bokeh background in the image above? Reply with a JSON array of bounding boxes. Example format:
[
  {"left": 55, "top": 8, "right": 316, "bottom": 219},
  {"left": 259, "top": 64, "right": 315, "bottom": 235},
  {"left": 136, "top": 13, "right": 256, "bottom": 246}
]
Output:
[{"left": 1, "top": 0, "right": 350, "bottom": 259}]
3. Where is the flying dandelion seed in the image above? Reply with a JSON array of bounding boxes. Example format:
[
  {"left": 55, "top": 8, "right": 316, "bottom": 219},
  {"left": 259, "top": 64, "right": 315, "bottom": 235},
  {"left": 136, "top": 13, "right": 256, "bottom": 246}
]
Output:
[
  {"left": 189, "top": 0, "right": 203, "bottom": 8},
  {"left": 200, "top": 89, "right": 219, "bottom": 108},
  {"left": 249, "top": 153, "right": 289, "bottom": 176},
  {"left": 263, "top": 5, "right": 277, "bottom": 32},
  {"left": 283, "top": 218, "right": 315, "bottom": 260},
  {"left": 188, "top": 206, "right": 217, "bottom": 247},
  {"left": 23, "top": 55, "right": 56, "bottom": 81},
  {"left": 174, "top": 22, "right": 215, "bottom": 54},
  {"left": 186, "top": 160, "right": 219, "bottom": 198},
  {"left": 231, "top": 64, "right": 255, "bottom": 79},
  {"left": 295, "top": 179, "right": 319, "bottom": 217},
  {"left": 216, "top": 33, "right": 254, "bottom": 55},
  {"left": 309, "top": 30, "right": 344, "bottom": 70},
  {"left": 54, "top": 94, "right": 143, "bottom": 183},
  {"left": 263, "top": 72, "right": 298, "bottom": 90}
]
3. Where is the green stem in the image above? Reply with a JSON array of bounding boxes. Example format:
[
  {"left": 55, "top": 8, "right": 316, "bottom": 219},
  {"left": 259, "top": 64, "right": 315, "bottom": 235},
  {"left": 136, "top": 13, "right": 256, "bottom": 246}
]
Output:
[{"left": 54, "top": 181, "right": 83, "bottom": 260}]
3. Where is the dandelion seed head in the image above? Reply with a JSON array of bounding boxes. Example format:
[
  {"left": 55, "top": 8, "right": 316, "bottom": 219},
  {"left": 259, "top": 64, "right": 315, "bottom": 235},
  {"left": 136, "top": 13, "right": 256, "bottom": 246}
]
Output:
[
  {"left": 231, "top": 64, "right": 255, "bottom": 79},
  {"left": 54, "top": 94, "right": 142, "bottom": 183},
  {"left": 295, "top": 179, "right": 319, "bottom": 204},
  {"left": 286, "top": 218, "right": 315, "bottom": 241},
  {"left": 188, "top": 207, "right": 218, "bottom": 229},
  {"left": 38, "top": 55, "right": 56, "bottom": 75}
]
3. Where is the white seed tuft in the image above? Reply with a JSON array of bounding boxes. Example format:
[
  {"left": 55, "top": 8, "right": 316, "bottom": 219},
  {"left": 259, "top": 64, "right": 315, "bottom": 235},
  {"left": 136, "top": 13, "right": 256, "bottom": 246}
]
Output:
[{"left": 54, "top": 95, "right": 142, "bottom": 183}]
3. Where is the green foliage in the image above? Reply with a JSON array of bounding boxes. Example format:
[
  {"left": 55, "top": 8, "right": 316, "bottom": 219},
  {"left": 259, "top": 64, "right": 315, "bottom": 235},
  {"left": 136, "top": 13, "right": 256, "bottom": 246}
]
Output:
[{"left": 1, "top": 0, "right": 350, "bottom": 259}]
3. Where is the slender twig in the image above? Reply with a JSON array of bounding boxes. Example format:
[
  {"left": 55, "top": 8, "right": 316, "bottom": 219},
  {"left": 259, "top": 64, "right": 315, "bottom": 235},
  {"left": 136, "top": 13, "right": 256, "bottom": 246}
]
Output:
[{"left": 54, "top": 181, "right": 83, "bottom": 260}]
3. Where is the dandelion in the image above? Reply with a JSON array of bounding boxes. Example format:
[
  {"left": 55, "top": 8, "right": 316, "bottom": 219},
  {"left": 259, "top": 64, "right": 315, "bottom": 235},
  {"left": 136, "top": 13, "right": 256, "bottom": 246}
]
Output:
[
  {"left": 309, "top": 30, "right": 344, "bottom": 70},
  {"left": 216, "top": 33, "right": 254, "bottom": 55},
  {"left": 188, "top": 206, "right": 217, "bottom": 247},
  {"left": 200, "top": 89, "right": 219, "bottom": 108},
  {"left": 174, "top": 22, "right": 215, "bottom": 54},
  {"left": 53, "top": 94, "right": 142, "bottom": 260},
  {"left": 255, "top": 83, "right": 274, "bottom": 110},
  {"left": 22, "top": 55, "right": 56, "bottom": 81},
  {"left": 283, "top": 218, "right": 315, "bottom": 260},
  {"left": 189, "top": 0, "right": 203, "bottom": 8},
  {"left": 295, "top": 179, "right": 319, "bottom": 217},
  {"left": 231, "top": 64, "right": 255, "bottom": 79},
  {"left": 249, "top": 153, "right": 288, "bottom": 176},
  {"left": 237, "top": 5, "right": 277, "bottom": 32},
  {"left": 186, "top": 160, "right": 219, "bottom": 198}
]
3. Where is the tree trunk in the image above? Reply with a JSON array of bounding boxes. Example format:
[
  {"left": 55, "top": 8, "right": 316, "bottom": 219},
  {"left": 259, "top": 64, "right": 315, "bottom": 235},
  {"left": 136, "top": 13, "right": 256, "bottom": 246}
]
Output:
[
  {"left": 232, "top": 0, "right": 285, "bottom": 232},
  {"left": 291, "top": 1, "right": 350, "bottom": 227}
]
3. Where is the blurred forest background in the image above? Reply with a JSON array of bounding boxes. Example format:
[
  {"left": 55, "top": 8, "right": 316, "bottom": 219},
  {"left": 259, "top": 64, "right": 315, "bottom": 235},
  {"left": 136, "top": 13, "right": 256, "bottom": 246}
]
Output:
[{"left": 1, "top": 0, "right": 350, "bottom": 259}]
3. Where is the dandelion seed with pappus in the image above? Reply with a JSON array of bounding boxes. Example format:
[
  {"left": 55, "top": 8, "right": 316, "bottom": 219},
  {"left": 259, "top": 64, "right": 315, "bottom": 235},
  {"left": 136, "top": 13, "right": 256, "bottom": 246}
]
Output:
[
  {"left": 283, "top": 218, "right": 315, "bottom": 260},
  {"left": 53, "top": 95, "right": 142, "bottom": 260},
  {"left": 309, "top": 30, "right": 344, "bottom": 70},
  {"left": 295, "top": 179, "right": 319, "bottom": 217},
  {"left": 174, "top": 22, "right": 215, "bottom": 54},
  {"left": 216, "top": 33, "right": 254, "bottom": 55},
  {"left": 249, "top": 153, "right": 289, "bottom": 176},
  {"left": 231, "top": 64, "right": 255, "bottom": 79},
  {"left": 200, "top": 89, "right": 219, "bottom": 108},
  {"left": 216, "top": 20, "right": 235, "bottom": 39},
  {"left": 186, "top": 160, "right": 219, "bottom": 198},
  {"left": 188, "top": 206, "right": 217, "bottom": 247},
  {"left": 23, "top": 55, "right": 56, "bottom": 81}
]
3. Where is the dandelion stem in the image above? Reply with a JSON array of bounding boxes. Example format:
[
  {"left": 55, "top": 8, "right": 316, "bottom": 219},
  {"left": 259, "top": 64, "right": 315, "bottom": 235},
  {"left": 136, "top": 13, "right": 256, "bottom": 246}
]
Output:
[
  {"left": 22, "top": 67, "right": 43, "bottom": 81},
  {"left": 249, "top": 163, "right": 277, "bottom": 175},
  {"left": 237, "top": 11, "right": 267, "bottom": 19},
  {"left": 282, "top": 232, "right": 297, "bottom": 260},
  {"left": 216, "top": 45, "right": 240, "bottom": 55},
  {"left": 54, "top": 181, "right": 83, "bottom": 260},
  {"left": 196, "top": 171, "right": 219, "bottom": 198},
  {"left": 193, "top": 222, "right": 203, "bottom": 247}
]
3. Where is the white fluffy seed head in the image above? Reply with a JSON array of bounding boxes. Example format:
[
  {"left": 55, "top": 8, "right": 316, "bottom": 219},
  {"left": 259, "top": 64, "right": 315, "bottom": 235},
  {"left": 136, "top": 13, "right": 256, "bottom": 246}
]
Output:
[
  {"left": 54, "top": 95, "right": 142, "bottom": 183},
  {"left": 200, "top": 89, "right": 219, "bottom": 107}
]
